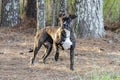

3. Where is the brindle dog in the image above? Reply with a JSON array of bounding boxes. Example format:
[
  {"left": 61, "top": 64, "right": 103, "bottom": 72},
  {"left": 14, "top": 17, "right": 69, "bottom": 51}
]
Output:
[{"left": 31, "top": 14, "right": 77, "bottom": 70}]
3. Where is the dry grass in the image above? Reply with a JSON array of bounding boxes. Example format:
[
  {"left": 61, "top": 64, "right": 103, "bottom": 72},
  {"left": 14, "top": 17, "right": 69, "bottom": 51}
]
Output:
[{"left": 0, "top": 26, "right": 120, "bottom": 80}]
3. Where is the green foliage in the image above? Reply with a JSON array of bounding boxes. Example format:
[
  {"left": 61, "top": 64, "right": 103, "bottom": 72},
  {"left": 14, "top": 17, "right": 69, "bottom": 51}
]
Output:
[
  {"left": 103, "top": 0, "right": 120, "bottom": 21},
  {"left": 20, "top": 2, "right": 23, "bottom": 15},
  {"left": 1, "top": 0, "right": 120, "bottom": 22},
  {"left": 77, "top": 69, "right": 120, "bottom": 80},
  {"left": 45, "top": 0, "right": 120, "bottom": 22},
  {"left": 45, "top": 0, "right": 76, "bottom": 25},
  {"left": 0, "top": 1, "right": 1, "bottom": 17},
  {"left": 67, "top": 0, "right": 76, "bottom": 14},
  {"left": 45, "top": 0, "right": 53, "bottom": 24}
]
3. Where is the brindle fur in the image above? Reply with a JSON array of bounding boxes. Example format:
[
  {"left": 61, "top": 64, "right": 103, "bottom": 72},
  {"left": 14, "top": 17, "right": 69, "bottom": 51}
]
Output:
[{"left": 31, "top": 14, "right": 77, "bottom": 70}]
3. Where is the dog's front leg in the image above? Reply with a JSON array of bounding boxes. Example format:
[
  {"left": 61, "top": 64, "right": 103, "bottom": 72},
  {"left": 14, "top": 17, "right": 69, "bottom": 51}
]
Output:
[
  {"left": 70, "top": 44, "right": 75, "bottom": 70},
  {"left": 55, "top": 45, "right": 59, "bottom": 61}
]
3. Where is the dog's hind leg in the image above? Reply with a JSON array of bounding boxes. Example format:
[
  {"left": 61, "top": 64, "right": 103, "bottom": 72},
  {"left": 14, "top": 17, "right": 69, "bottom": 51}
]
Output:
[
  {"left": 31, "top": 44, "right": 42, "bottom": 64},
  {"left": 31, "top": 32, "right": 48, "bottom": 64},
  {"left": 43, "top": 43, "right": 53, "bottom": 64},
  {"left": 41, "top": 43, "right": 49, "bottom": 59}
]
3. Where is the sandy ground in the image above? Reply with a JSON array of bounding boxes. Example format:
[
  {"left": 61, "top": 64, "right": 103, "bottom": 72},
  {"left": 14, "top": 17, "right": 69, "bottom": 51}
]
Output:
[{"left": 0, "top": 27, "right": 120, "bottom": 80}]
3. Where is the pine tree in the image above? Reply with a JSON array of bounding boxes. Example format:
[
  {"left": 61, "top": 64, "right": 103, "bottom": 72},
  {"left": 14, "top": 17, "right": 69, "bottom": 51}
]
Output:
[
  {"left": 26, "top": 0, "right": 36, "bottom": 20},
  {"left": 59, "top": 0, "right": 67, "bottom": 14},
  {"left": 1, "top": 0, "right": 20, "bottom": 27},
  {"left": 36, "top": 0, "right": 45, "bottom": 30},
  {"left": 52, "top": 0, "right": 57, "bottom": 27},
  {"left": 76, "top": 0, "right": 105, "bottom": 38}
]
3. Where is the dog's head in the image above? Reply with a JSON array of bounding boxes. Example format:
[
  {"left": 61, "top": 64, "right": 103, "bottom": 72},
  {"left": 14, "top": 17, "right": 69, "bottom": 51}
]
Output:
[
  {"left": 62, "top": 14, "right": 77, "bottom": 30},
  {"left": 61, "top": 14, "right": 77, "bottom": 36},
  {"left": 57, "top": 14, "right": 77, "bottom": 50}
]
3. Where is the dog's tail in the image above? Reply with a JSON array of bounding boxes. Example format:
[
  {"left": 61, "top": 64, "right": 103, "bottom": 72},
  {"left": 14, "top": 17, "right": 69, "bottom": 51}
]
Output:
[
  {"left": 28, "top": 48, "right": 45, "bottom": 59},
  {"left": 28, "top": 48, "right": 33, "bottom": 53}
]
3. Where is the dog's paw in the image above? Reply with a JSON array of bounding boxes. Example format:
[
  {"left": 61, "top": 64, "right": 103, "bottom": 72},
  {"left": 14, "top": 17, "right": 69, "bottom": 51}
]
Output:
[{"left": 43, "top": 60, "right": 46, "bottom": 64}]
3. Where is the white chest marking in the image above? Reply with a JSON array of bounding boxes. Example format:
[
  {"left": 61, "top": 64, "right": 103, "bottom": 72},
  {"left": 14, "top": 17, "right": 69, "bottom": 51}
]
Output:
[{"left": 62, "top": 29, "right": 72, "bottom": 50}]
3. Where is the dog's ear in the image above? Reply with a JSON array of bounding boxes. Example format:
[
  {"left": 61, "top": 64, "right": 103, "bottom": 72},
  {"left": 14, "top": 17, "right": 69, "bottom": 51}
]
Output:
[
  {"left": 59, "top": 13, "right": 65, "bottom": 18},
  {"left": 58, "top": 13, "right": 65, "bottom": 27},
  {"left": 69, "top": 14, "right": 77, "bottom": 19}
]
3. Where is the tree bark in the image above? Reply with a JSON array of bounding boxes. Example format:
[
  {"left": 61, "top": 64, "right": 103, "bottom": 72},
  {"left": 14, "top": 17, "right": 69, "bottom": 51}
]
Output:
[
  {"left": 59, "top": 0, "right": 67, "bottom": 14},
  {"left": 22, "top": 0, "right": 26, "bottom": 14},
  {"left": 52, "top": 0, "right": 57, "bottom": 27},
  {"left": 1, "top": 0, "right": 20, "bottom": 27},
  {"left": 37, "top": 0, "right": 45, "bottom": 30},
  {"left": 0, "top": 0, "right": 1, "bottom": 23},
  {"left": 76, "top": 0, "right": 105, "bottom": 38},
  {"left": 26, "top": 0, "right": 36, "bottom": 20}
]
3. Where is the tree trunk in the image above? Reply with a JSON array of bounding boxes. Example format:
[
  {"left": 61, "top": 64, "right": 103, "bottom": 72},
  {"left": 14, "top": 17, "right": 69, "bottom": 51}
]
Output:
[
  {"left": 26, "top": 0, "right": 36, "bottom": 20},
  {"left": 37, "top": 0, "right": 45, "bottom": 30},
  {"left": 59, "top": 0, "right": 67, "bottom": 14},
  {"left": 1, "top": 0, "right": 20, "bottom": 27},
  {"left": 52, "top": 0, "right": 57, "bottom": 27},
  {"left": 22, "top": 0, "right": 26, "bottom": 14},
  {"left": 76, "top": 0, "right": 105, "bottom": 38},
  {"left": 0, "top": 0, "right": 1, "bottom": 23}
]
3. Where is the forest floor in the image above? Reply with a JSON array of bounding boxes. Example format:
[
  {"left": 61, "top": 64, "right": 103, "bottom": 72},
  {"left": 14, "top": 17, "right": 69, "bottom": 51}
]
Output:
[{"left": 0, "top": 25, "right": 120, "bottom": 80}]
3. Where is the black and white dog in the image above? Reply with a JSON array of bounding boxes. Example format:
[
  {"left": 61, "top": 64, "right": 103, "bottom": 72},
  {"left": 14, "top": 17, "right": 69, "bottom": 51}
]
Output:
[{"left": 31, "top": 14, "right": 77, "bottom": 70}]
